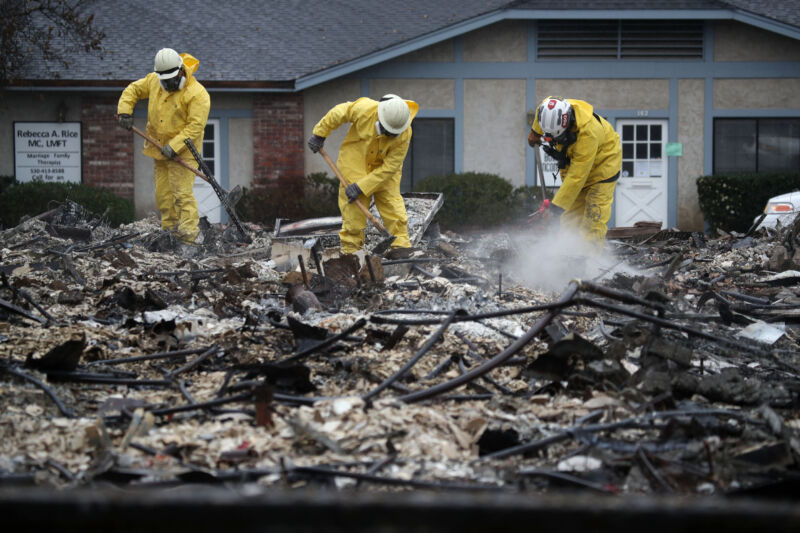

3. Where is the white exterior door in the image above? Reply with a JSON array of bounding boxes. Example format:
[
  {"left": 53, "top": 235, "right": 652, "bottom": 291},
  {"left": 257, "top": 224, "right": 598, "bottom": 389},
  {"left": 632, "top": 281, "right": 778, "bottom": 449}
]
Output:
[
  {"left": 193, "top": 119, "right": 221, "bottom": 223},
  {"left": 614, "top": 120, "right": 668, "bottom": 227}
]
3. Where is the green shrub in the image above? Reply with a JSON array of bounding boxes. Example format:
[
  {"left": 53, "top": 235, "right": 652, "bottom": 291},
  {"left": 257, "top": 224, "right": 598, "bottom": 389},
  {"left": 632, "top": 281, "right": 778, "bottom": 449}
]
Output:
[
  {"left": 237, "top": 172, "right": 340, "bottom": 226},
  {"left": 303, "top": 171, "right": 340, "bottom": 218},
  {"left": 697, "top": 172, "right": 800, "bottom": 233},
  {"left": 414, "top": 172, "right": 545, "bottom": 230},
  {"left": 0, "top": 180, "right": 134, "bottom": 228},
  {"left": 0, "top": 176, "right": 13, "bottom": 195}
]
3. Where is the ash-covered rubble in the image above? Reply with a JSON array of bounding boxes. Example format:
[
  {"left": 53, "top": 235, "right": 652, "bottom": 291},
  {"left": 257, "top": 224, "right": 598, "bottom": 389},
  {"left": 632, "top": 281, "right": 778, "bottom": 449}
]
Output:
[{"left": 1, "top": 199, "right": 799, "bottom": 498}]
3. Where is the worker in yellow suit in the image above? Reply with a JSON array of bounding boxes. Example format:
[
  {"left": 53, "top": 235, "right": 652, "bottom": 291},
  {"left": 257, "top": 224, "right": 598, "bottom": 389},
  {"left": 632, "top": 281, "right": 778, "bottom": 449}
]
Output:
[
  {"left": 308, "top": 94, "right": 419, "bottom": 255},
  {"left": 528, "top": 96, "right": 621, "bottom": 248},
  {"left": 116, "top": 48, "right": 210, "bottom": 243}
]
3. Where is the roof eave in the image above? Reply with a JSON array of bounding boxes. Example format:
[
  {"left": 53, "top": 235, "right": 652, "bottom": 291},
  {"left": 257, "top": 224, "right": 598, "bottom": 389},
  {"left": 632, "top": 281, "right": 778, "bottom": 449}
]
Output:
[{"left": 295, "top": 7, "right": 800, "bottom": 91}]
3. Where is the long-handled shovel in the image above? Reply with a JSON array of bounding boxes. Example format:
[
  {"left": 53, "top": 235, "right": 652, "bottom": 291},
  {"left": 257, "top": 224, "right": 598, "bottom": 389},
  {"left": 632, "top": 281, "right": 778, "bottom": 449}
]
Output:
[
  {"left": 318, "top": 148, "right": 396, "bottom": 255},
  {"left": 129, "top": 125, "right": 251, "bottom": 243}
]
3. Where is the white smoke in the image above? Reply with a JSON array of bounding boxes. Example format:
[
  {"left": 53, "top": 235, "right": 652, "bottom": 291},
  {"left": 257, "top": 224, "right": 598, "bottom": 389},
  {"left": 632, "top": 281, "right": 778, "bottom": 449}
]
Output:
[{"left": 501, "top": 225, "right": 639, "bottom": 292}]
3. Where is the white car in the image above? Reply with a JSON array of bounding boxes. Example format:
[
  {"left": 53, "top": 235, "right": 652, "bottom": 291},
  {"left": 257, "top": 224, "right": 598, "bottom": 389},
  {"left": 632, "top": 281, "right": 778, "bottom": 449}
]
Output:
[{"left": 755, "top": 190, "right": 800, "bottom": 229}]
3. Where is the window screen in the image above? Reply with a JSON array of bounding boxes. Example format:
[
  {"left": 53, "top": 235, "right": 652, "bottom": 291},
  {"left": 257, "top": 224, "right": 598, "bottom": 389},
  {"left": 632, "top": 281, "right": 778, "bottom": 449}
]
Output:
[
  {"left": 401, "top": 118, "right": 454, "bottom": 193},
  {"left": 714, "top": 119, "right": 800, "bottom": 173}
]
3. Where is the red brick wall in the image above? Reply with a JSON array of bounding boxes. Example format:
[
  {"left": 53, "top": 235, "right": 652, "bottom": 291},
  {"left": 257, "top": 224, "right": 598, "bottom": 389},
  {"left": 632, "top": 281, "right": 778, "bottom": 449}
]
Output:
[
  {"left": 253, "top": 93, "right": 305, "bottom": 207},
  {"left": 81, "top": 95, "right": 134, "bottom": 200}
]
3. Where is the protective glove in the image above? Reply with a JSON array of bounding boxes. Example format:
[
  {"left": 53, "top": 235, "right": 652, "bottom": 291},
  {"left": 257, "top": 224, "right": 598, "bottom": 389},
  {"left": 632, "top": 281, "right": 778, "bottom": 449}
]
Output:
[
  {"left": 117, "top": 114, "right": 133, "bottom": 130},
  {"left": 540, "top": 200, "right": 565, "bottom": 221},
  {"left": 345, "top": 183, "right": 362, "bottom": 203},
  {"left": 161, "top": 144, "right": 176, "bottom": 159},
  {"left": 307, "top": 134, "right": 325, "bottom": 153},
  {"left": 542, "top": 143, "right": 570, "bottom": 169}
]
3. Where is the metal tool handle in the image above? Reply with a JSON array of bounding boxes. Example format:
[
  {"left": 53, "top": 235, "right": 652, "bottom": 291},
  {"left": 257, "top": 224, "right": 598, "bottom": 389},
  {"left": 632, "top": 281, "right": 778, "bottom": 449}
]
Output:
[
  {"left": 318, "top": 148, "right": 389, "bottom": 234},
  {"left": 129, "top": 125, "right": 214, "bottom": 186}
]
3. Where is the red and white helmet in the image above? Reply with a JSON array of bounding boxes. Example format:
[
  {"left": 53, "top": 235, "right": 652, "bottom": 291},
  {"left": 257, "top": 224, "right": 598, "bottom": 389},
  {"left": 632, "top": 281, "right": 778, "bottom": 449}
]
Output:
[{"left": 537, "top": 96, "right": 573, "bottom": 142}]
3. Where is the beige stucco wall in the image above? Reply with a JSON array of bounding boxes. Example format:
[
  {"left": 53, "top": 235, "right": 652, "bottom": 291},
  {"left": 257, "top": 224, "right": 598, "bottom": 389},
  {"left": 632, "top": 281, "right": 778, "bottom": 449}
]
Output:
[
  {"left": 463, "top": 79, "right": 527, "bottom": 187},
  {"left": 229, "top": 117, "right": 253, "bottom": 191},
  {"left": 677, "top": 79, "right": 705, "bottom": 231},
  {"left": 535, "top": 79, "right": 670, "bottom": 109},
  {"left": 463, "top": 21, "right": 527, "bottom": 62},
  {"left": 715, "top": 21, "right": 800, "bottom": 61},
  {"left": 370, "top": 78, "right": 454, "bottom": 109},
  {"left": 715, "top": 78, "right": 800, "bottom": 108},
  {"left": 0, "top": 92, "right": 84, "bottom": 176},
  {"left": 303, "top": 78, "right": 362, "bottom": 176},
  {"left": 392, "top": 39, "right": 454, "bottom": 62}
]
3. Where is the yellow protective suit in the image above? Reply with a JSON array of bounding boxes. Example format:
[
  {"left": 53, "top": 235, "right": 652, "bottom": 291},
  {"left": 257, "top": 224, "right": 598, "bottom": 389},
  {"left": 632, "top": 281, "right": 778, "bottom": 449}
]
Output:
[
  {"left": 117, "top": 53, "right": 210, "bottom": 242},
  {"left": 532, "top": 98, "right": 621, "bottom": 247},
  {"left": 312, "top": 97, "right": 419, "bottom": 254}
]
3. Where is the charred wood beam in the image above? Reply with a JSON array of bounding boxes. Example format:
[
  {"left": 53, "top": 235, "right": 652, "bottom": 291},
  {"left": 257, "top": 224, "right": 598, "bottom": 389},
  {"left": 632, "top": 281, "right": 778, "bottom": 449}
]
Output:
[
  {"left": 363, "top": 310, "right": 462, "bottom": 403},
  {"left": 397, "top": 281, "right": 580, "bottom": 404},
  {"left": 0, "top": 365, "right": 74, "bottom": 417}
]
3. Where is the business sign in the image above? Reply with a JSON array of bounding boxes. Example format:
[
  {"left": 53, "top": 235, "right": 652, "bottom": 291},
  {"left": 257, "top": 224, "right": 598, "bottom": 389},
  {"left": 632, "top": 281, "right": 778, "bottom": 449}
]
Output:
[
  {"left": 14, "top": 122, "right": 82, "bottom": 183},
  {"left": 538, "top": 146, "right": 562, "bottom": 187}
]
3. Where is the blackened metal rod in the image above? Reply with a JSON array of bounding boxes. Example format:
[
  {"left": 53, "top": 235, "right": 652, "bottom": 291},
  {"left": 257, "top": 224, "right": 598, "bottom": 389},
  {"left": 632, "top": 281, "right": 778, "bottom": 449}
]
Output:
[
  {"left": 276, "top": 318, "right": 368, "bottom": 365},
  {"left": 363, "top": 310, "right": 461, "bottom": 403},
  {"left": 577, "top": 280, "right": 667, "bottom": 311},
  {"left": 483, "top": 408, "right": 754, "bottom": 460},
  {"left": 423, "top": 354, "right": 457, "bottom": 380},
  {"left": 0, "top": 365, "right": 74, "bottom": 417},
  {"left": 150, "top": 392, "right": 253, "bottom": 416},
  {"left": 45, "top": 372, "right": 172, "bottom": 387},
  {"left": 289, "top": 465, "right": 508, "bottom": 492},
  {"left": 371, "top": 301, "right": 572, "bottom": 326},
  {"left": 572, "top": 297, "right": 772, "bottom": 356},
  {"left": 166, "top": 345, "right": 219, "bottom": 379},
  {"left": 398, "top": 281, "right": 579, "bottom": 404},
  {"left": 88, "top": 346, "right": 210, "bottom": 366},
  {"left": 0, "top": 296, "right": 47, "bottom": 324}
]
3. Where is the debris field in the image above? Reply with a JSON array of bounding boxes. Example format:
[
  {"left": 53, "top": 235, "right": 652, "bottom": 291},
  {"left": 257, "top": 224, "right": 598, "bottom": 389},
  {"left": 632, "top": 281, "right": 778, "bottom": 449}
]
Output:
[{"left": 1, "top": 200, "right": 800, "bottom": 498}]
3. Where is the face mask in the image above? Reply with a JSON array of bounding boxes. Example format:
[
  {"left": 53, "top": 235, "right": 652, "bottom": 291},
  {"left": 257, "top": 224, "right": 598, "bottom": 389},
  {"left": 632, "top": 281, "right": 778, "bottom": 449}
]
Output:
[
  {"left": 375, "top": 120, "right": 397, "bottom": 137},
  {"left": 160, "top": 74, "right": 185, "bottom": 92}
]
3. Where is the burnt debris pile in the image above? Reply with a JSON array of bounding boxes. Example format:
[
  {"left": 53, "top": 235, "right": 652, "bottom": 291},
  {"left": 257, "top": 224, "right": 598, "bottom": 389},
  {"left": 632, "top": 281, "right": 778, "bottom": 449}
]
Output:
[{"left": 1, "top": 201, "right": 800, "bottom": 498}]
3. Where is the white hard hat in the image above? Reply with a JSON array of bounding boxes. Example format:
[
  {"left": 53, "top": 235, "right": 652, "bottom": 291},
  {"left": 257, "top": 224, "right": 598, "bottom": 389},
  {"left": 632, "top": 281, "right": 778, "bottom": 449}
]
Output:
[
  {"left": 154, "top": 48, "right": 182, "bottom": 80},
  {"left": 377, "top": 94, "right": 411, "bottom": 135},
  {"left": 537, "top": 96, "right": 573, "bottom": 141}
]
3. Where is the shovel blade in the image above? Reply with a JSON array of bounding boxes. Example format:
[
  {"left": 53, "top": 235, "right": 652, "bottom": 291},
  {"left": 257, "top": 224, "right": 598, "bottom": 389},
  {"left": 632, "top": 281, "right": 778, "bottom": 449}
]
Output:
[{"left": 370, "top": 235, "right": 396, "bottom": 256}]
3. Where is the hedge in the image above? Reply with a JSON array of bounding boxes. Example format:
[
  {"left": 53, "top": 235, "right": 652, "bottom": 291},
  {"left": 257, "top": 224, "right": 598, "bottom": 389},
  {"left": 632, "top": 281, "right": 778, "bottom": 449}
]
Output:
[
  {"left": 237, "top": 172, "right": 340, "bottom": 225},
  {"left": 413, "top": 171, "right": 547, "bottom": 230},
  {"left": 0, "top": 180, "right": 134, "bottom": 228},
  {"left": 696, "top": 172, "right": 800, "bottom": 233}
]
